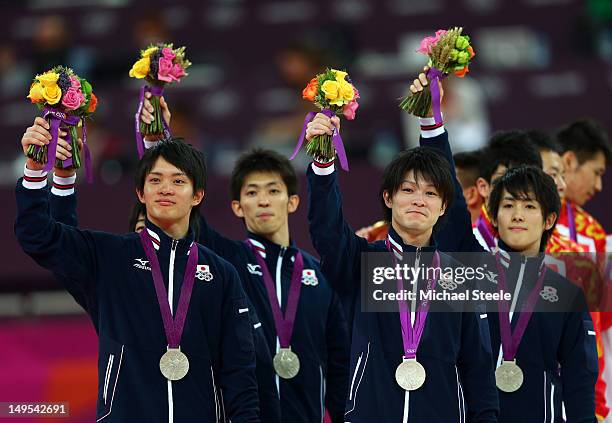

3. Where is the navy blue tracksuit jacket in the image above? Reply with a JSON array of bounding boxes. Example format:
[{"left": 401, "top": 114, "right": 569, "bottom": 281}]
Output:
[
  {"left": 15, "top": 178, "right": 260, "bottom": 423},
  {"left": 48, "top": 180, "right": 279, "bottom": 423},
  {"left": 199, "top": 217, "right": 350, "bottom": 423},
  {"left": 419, "top": 118, "right": 598, "bottom": 422},
  {"left": 307, "top": 162, "right": 499, "bottom": 423}
]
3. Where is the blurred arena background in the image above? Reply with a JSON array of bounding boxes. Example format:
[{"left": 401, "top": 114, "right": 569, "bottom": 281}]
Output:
[{"left": 0, "top": 0, "right": 611, "bottom": 421}]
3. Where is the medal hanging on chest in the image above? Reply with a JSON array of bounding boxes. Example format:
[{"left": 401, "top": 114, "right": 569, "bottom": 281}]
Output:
[
  {"left": 494, "top": 254, "right": 546, "bottom": 392},
  {"left": 386, "top": 239, "right": 440, "bottom": 391},
  {"left": 140, "top": 230, "right": 199, "bottom": 381},
  {"left": 246, "top": 241, "right": 304, "bottom": 379}
]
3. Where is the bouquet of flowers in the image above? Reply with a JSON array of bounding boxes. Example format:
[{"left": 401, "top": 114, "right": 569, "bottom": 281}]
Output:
[
  {"left": 129, "top": 42, "right": 191, "bottom": 157},
  {"left": 26, "top": 65, "right": 97, "bottom": 180},
  {"left": 399, "top": 27, "right": 475, "bottom": 123},
  {"left": 290, "top": 69, "right": 359, "bottom": 170}
]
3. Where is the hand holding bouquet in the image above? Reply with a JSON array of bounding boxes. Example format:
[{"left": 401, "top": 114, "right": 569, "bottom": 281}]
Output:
[
  {"left": 26, "top": 66, "right": 97, "bottom": 181},
  {"left": 399, "top": 27, "right": 475, "bottom": 123},
  {"left": 290, "top": 69, "right": 359, "bottom": 170},
  {"left": 130, "top": 43, "right": 190, "bottom": 157}
]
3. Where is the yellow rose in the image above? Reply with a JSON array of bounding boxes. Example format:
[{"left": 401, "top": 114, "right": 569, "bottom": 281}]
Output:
[
  {"left": 321, "top": 80, "right": 340, "bottom": 105},
  {"left": 27, "top": 82, "right": 44, "bottom": 103},
  {"left": 332, "top": 69, "right": 348, "bottom": 82},
  {"left": 129, "top": 57, "right": 150, "bottom": 79},
  {"left": 42, "top": 84, "right": 62, "bottom": 105},
  {"left": 339, "top": 81, "right": 355, "bottom": 103},
  {"left": 142, "top": 47, "right": 158, "bottom": 58},
  {"left": 37, "top": 72, "right": 59, "bottom": 87}
]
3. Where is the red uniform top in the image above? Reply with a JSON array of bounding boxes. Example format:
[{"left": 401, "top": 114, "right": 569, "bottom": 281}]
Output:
[
  {"left": 545, "top": 233, "right": 608, "bottom": 420},
  {"left": 557, "top": 200, "right": 607, "bottom": 253}
]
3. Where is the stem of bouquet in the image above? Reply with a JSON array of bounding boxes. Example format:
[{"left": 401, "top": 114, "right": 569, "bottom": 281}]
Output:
[
  {"left": 399, "top": 85, "right": 433, "bottom": 118},
  {"left": 306, "top": 134, "right": 335, "bottom": 162}
]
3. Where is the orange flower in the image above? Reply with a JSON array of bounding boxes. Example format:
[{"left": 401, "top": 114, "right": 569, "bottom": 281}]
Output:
[
  {"left": 302, "top": 77, "right": 318, "bottom": 102},
  {"left": 467, "top": 45, "right": 475, "bottom": 59},
  {"left": 454, "top": 66, "right": 469, "bottom": 78},
  {"left": 87, "top": 93, "right": 98, "bottom": 113}
]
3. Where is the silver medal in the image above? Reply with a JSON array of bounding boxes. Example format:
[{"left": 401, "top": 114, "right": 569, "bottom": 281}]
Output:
[
  {"left": 159, "top": 348, "right": 189, "bottom": 381},
  {"left": 273, "top": 348, "right": 300, "bottom": 379},
  {"left": 395, "top": 359, "right": 426, "bottom": 391},
  {"left": 495, "top": 360, "right": 524, "bottom": 392}
]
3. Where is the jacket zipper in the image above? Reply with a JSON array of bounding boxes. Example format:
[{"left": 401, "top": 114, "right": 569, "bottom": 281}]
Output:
[
  {"left": 167, "top": 239, "right": 178, "bottom": 423},
  {"left": 274, "top": 246, "right": 286, "bottom": 393}
]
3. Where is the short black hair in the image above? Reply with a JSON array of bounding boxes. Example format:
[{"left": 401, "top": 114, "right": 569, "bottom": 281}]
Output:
[
  {"left": 379, "top": 147, "right": 454, "bottom": 231},
  {"left": 488, "top": 165, "right": 560, "bottom": 250},
  {"left": 479, "top": 130, "right": 543, "bottom": 183},
  {"left": 526, "top": 130, "right": 562, "bottom": 155},
  {"left": 128, "top": 201, "right": 146, "bottom": 232},
  {"left": 454, "top": 150, "right": 483, "bottom": 188},
  {"left": 230, "top": 148, "right": 298, "bottom": 201},
  {"left": 556, "top": 118, "right": 612, "bottom": 165},
  {"left": 134, "top": 139, "right": 206, "bottom": 234}
]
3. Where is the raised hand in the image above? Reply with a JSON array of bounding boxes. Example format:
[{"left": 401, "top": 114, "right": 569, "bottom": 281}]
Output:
[{"left": 306, "top": 113, "right": 341, "bottom": 142}]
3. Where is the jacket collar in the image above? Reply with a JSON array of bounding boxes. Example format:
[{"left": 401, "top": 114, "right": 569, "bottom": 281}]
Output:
[
  {"left": 144, "top": 219, "right": 195, "bottom": 257},
  {"left": 387, "top": 225, "right": 437, "bottom": 260},
  {"left": 246, "top": 231, "right": 297, "bottom": 259},
  {"left": 495, "top": 239, "right": 546, "bottom": 273}
]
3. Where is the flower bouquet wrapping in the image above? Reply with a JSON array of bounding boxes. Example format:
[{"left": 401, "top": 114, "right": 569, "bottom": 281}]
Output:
[
  {"left": 399, "top": 27, "right": 475, "bottom": 123},
  {"left": 130, "top": 43, "right": 191, "bottom": 157},
  {"left": 290, "top": 69, "right": 359, "bottom": 170},
  {"left": 26, "top": 66, "right": 97, "bottom": 181}
]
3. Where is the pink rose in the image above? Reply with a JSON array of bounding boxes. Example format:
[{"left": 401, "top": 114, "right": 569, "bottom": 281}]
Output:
[
  {"left": 70, "top": 76, "right": 81, "bottom": 89},
  {"left": 169, "top": 64, "right": 186, "bottom": 82},
  {"left": 157, "top": 57, "right": 174, "bottom": 82},
  {"left": 416, "top": 36, "right": 437, "bottom": 54},
  {"left": 434, "top": 29, "right": 447, "bottom": 39},
  {"left": 416, "top": 29, "right": 448, "bottom": 54},
  {"left": 343, "top": 100, "right": 359, "bottom": 120},
  {"left": 61, "top": 87, "right": 85, "bottom": 110},
  {"left": 162, "top": 47, "right": 176, "bottom": 60}
]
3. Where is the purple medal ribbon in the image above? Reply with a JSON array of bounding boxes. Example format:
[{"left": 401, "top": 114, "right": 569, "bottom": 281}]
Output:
[
  {"left": 246, "top": 241, "right": 304, "bottom": 348},
  {"left": 140, "top": 230, "right": 198, "bottom": 348},
  {"left": 426, "top": 67, "right": 447, "bottom": 125},
  {"left": 385, "top": 239, "right": 440, "bottom": 359},
  {"left": 494, "top": 254, "right": 547, "bottom": 361},
  {"left": 477, "top": 214, "right": 497, "bottom": 250},
  {"left": 135, "top": 85, "right": 172, "bottom": 158},
  {"left": 566, "top": 202, "right": 577, "bottom": 243},
  {"left": 41, "top": 108, "right": 92, "bottom": 182},
  {"left": 290, "top": 108, "right": 349, "bottom": 171}
]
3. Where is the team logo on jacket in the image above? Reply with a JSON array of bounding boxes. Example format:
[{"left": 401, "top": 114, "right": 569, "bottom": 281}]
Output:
[
  {"left": 540, "top": 286, "right": 559, "bottom": 302},
  {"left": 301, "top": 269, "right": 318, "bottom": 286},
  {"left": 196, "top": 265, "right": 213, "bottom": 282},
  {"left": 247, "top": 263, "right": 263, "bottom": 276},
  {"left": 485, "top": 270, "right": 498, "bottom": 284},
  {"left": 133, "top": 258, "right": 151, "bottom": 271},
  {"left": 438, "top": 272, "right": 458, "bottom": 290}
]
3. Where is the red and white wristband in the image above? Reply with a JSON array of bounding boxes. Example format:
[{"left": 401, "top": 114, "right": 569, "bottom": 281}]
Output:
[
  {"left": 419, "top": 116, "right": 445, "bottom": 139},
  {"left": 22, "top": 164, "right": 48, "bottom": 189},
  {"left": 311, "top": 158, "right": 335, "bottom": 176},
  {"left": 51, "top": 173, "right": 76, "bottom": 196}
]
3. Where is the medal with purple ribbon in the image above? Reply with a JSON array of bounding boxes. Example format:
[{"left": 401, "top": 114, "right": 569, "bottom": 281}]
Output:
[
  {"left": 494, "top": 254, "right": 546, "bottom": 392},
  {"left": 386, "top": 240, "right": 440, "bottom": 391},
  {"left": 140, "top": 230, "right": 198, "bottom": 381},
  {"left": 246, "top": 241, "right": 304, "bottom": 379}
]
